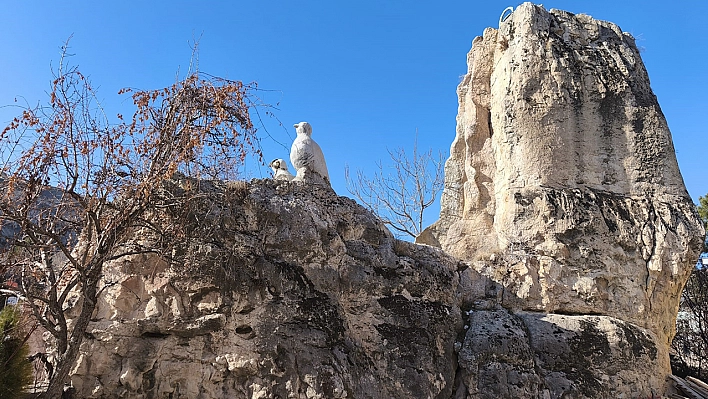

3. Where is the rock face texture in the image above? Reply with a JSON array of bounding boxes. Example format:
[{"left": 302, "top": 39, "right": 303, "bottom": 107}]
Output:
[
  {"left": 63, "top": 4, "right": 704, "bottom": 398},
  {"left": 418, "top": 0, "right": 704, "bottom": 377},
  {"left": 70, "top": 180, "right": 463, "bottom": 398},
  {"left": 70, "top": 179, "right": 678, "bottom": 398}
]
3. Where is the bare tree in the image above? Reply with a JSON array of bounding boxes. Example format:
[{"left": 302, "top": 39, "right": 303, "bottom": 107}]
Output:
[
  {"left": 346, "top": 136, "right": 444, "bottom": 239},
  {"left": 0, "top": 41, "right": 263, "bottom": 398},
  {"left": 672, "top": 267, "right": 708, "bottom": 381},
  {"left": 672, "top": 195, "right": 708, "bottom": 382}
]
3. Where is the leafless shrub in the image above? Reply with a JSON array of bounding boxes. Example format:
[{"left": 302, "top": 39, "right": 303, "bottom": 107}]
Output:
[{"left": 345, "top": 137, "right": 444, "bottom": 240}]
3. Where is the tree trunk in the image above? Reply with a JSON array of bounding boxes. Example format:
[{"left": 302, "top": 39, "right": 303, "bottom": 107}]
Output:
[{"left": 40, "top": 273, "right": 99, "bottom": 399}]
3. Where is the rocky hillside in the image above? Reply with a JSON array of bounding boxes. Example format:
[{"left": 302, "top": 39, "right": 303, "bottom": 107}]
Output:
[{"left": 64, "top": 3, "right": 704, "bottom": 399}]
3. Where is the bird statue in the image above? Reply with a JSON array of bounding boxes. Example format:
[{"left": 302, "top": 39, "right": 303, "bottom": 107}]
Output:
[
  {"left": 290, "top": 121, "right": 329, "bottom": 183},
  {"left": 269, "top": 158, "right": 295, "bottom": 181}
]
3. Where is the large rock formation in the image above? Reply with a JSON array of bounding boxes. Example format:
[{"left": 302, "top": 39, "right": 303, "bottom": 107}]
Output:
[
  {"left": 69, "top": 179, "right": 466, "bottom": 398},
  {"left": 419, "top": 0, "right": 704, "bottom": 375},
  {"left": 68, "top": 179, "right": 680, "bottom": 398},
  {"left": 62, "top": 4, "right": 704, "bottom": 398}
]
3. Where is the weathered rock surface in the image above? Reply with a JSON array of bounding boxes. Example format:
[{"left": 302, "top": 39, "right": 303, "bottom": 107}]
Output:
[
  {"left": 70, "top": 180, "right": 463, "bottom": 398},
  {"left": 64, "top": 4, "right": 703, "bottom": 398},
  {"left": 418, "top": 0, "right": 704, "bottom": 380},
  {"left": 69, "top": 179, "right": 671, "bottom": 398}
]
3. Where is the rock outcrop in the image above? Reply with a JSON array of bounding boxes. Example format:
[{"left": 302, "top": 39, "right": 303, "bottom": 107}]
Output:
[
  {"left": 69, "top": 179, "right": 676, "bottom": 398},
  {"left": 70, "top": 179, "right": 465, "bottom": 398},
  {"left": 418, "top": 0, "right": 704, "bottom": 380},
  {"left": 63, "top": 3, "right": 704, "bottom": 398}
]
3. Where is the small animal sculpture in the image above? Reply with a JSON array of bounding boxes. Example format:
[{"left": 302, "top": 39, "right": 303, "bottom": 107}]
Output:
[
  {"left": 269, "top": 158, "right": 295, "bottom": 181},
  {"left": 290, "top": 122, "right": 329, "bottom": 183}
]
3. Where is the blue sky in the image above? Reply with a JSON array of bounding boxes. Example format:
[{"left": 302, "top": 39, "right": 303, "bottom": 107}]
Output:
[{"left": 1, "top": 1, "right": 706, "bottom": 228}]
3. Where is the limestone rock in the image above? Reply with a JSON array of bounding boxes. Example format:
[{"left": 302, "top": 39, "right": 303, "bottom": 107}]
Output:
[
  {"left": 419, "top": 1, "right": 704, "bottom": 371},
  {"left": 455, "top": 310, "right": 663, "bottom": 398},
  {"left": 70, "top": 179, "right": 464, "bottom": 398},
  {"left": 68, "top": 179, "right": 672, "bottom": 398},
  {"left": 62, "top": 4, "right": 704, "bottom": 398}
]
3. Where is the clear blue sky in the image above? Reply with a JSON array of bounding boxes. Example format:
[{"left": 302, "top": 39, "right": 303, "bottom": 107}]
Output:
[{"left": 1, "top": 1, "right": 706, "bottom": 226}]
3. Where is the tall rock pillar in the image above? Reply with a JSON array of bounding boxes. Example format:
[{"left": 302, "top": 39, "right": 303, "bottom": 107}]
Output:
[{"left": 419, "top": 1, "right": 704, "bottom": 365}]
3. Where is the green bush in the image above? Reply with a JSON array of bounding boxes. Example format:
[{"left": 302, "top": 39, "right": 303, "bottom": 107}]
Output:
[{"left": 0, "top": 306, "right": 33, "bottom": 399}]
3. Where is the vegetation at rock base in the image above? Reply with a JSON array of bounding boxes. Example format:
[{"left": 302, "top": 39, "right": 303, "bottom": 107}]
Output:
[
  {"left": 671, "top": 194, "right": 708, "bottom": 381},
  {"left": 699, "top": 195, "right": 708, "bottom": 252},
  {"left": 0, "top": 39, "right": 267, "bottom": 398},
  {"left": 0, "top": 306, "right": 33, "bottom": 399}
]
